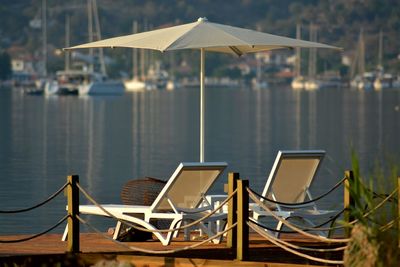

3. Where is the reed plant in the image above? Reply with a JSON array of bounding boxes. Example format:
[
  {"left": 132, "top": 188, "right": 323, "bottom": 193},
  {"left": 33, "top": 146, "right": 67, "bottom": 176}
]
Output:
[{"left": 343, "top": 151, "right": 399, "bottom": 267}]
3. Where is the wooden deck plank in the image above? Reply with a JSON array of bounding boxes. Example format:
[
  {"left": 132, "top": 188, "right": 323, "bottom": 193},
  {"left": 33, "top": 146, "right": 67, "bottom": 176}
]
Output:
[{"left": 0, "top": 233, "right": 343, "bottom": 266}]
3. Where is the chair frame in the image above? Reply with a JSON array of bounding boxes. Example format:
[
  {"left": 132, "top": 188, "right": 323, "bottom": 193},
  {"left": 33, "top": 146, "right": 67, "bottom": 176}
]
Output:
[
  {"left": 250, "top": 150, "right": 337, "bottom": 237},
  {"left": 62, "top": 162, "right": 228, "bottom": 245}
]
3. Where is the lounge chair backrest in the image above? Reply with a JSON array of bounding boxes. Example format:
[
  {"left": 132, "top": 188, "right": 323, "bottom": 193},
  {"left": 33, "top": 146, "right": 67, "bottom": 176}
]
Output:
[
  {"left": 261, "top": 150, "right": 325, "bottom": 204},
  {"left": 120, "top": 177, "right": 166, "bottom": 206},
  {"left": 151, "top": 162, "right": 228, "bottom": 211}
]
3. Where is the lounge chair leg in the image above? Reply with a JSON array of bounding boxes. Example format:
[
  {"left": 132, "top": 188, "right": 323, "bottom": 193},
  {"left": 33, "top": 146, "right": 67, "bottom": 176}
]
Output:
[
  {"left": 275, "top": 221, "right": 283, "bottom": 238},
  {"left": 165, "top": 219, "right": 182, "bottom": 245},
  {"left": 62, "top": 224, "right": 68, "bottom": 241},
  {"left": 174, "top": 220, "right": 182, "bottom": 238},
  {"left": 215, "top": 220, "right": 228, "bottom": 243},
  {"left": 113, "top": 221, "right": 123, "bottom": 240},
  {"left": 183, "top": 221, "right": 189, "bottom": 240}
]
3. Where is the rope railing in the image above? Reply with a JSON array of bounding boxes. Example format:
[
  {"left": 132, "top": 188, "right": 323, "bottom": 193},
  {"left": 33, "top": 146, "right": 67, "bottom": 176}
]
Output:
[
  {"left": 353, "top": 177, "right": 399, "bottom": 203},
  {"left": 248, "top": 176, "right": 347, "bottom": 207},
  {"left": 63, "top": 172, "right": 400, "bottom": 263},
  {"left": 379, "top": 216, "right": 400, "bottom": 232},
  {"left": 0, "top": 182, "right": 69, "bottom": 244},
  {"left": 77, "top": 214, "right": 237, "bottom": 254},
  {"left": 358, "top": 187, "right": 398, "bottom": 220},
  {"left": 248, "top": 221, "right": 345, "bottom": 265},
  {"left": 248, "top": 208, "right": 346, "bottom": 234},
  {"left": 76, "top": 182, "right": 237, "bottom": 234},
  {"left": 2, "top": 170, "right": 397, "bottom": 265},
  {"left": 0, "top": 182, "right": 68, "bottom": 214},
  {"left": 0, "top": 215, "right": 68, "bottom": 243},
  {"left": 371, "top": 191, "right": 398, "bottom": 202},
  {"left": 248, "top": 185, "right": 399, "bottom": 240},
  {"left": 248, "top": 221, "right": 347, "bottom": 254},
  {"left": 248, "top": 188, "right": 351, "bottom": 243},
  {"left": 330, "top": 189, "right": 399, "bottom": 229}
]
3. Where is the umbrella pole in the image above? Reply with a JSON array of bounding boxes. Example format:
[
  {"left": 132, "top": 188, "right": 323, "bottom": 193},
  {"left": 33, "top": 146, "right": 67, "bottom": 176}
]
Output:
[{"left": 200, "top": 48, "right": 205, "bottom": 163}]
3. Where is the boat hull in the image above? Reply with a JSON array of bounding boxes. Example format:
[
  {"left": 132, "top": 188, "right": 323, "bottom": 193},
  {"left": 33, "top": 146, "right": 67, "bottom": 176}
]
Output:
[
  {"left": 124, "top": 79, "right": 147, "bottom": 92},
  {"left": 79, "top": 81, "right": 124, "bottom": 95}
]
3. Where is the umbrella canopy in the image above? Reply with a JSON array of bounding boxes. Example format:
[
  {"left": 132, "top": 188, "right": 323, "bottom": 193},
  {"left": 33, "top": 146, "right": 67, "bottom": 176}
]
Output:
[
  {"left": 66, "top": 17, "right": 339, "bottom": 54},
  {"left": 65, "top": 17, "right": 341, "bottom": 162}
]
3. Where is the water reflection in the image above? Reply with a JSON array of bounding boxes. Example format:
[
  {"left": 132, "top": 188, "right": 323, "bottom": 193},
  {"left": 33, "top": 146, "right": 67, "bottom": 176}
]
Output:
[{"left": 0, "top": 86, "right": 399, "bottom": 234}]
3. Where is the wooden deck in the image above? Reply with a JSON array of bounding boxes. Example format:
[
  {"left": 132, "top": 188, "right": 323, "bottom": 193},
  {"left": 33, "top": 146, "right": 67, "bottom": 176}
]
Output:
[{"left": 0, "top": 232, "right": 343, "bottom": 266}]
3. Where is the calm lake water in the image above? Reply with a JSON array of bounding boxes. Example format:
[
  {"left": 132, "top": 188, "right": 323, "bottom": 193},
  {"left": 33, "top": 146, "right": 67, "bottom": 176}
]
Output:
[{"left": 0, "top": 85, "right": 399, "bottom": 234}]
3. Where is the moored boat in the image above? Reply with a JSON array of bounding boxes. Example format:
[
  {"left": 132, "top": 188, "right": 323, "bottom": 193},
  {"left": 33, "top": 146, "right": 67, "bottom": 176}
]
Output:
[{"left": 291, "top": 76, "right": 305, "bottom": 90}]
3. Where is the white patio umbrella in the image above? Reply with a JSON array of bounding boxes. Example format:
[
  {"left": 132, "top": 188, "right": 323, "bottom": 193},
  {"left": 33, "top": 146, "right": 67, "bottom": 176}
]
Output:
[{"left": 65, "top": 17, "right": 340, "bottom": 162}]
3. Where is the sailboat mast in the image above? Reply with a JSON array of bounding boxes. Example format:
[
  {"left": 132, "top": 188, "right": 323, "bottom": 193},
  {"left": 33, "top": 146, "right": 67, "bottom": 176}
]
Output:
[
  {"left": 140, "top": 20, "right": 147, "bottom": 81},
  {"left": 359, "top": 29, "right": 365, "bottom": 76},
  {"left": 377, "top": 30, "right": 383, "bottom": 71},
  {"left": 132, "top": 21, "right": 138, "bottom": 79},
  {"left": 308, "top": 24, "right": 317, "bottom": 79},
  {"left": 92, "top": 0, "right": 107, "bottom": 76},
  {"left": 295, "top": 23, "right": 301, "bottom": 77},
  {"left": 313, "top": 27, "right": 317, "bottom": 78},
  {"left": 42, "top": 0, "right": 47, "bottom": 77},
  {"left": 86, "top": 0, "right": 106, "bottom": 76},
  {"left": 65, "top": 14, "right": 70, "bottom": 71},
  {"left": 87, "top": 0, "right": 93, "bottom": 72}
]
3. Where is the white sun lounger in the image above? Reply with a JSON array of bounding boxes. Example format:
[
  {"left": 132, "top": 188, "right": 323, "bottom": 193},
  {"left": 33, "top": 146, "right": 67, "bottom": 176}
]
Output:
[
  {"left": 62, "top": 162, "right": 228, "bottom": 245},
  {"left": 251, "top": 150, "right": 338, "bottom": 237}
]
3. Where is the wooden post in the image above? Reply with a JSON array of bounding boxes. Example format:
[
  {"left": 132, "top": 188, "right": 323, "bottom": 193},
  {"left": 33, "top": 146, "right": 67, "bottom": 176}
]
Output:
[
  {"left": 67, "top": 175, "right": 80, "bottom": 253},
  {"left": 398, "top": 177, "right": 400, "bottom": 248},
  {"left": 344, "top": 170, "right": 354, "bottom": 237},
  {"left": 227, "top": 172, "right": 239, "bottom": 248},
  {"left": 237, "top": 179, "right": 249, "bottom": 261}
]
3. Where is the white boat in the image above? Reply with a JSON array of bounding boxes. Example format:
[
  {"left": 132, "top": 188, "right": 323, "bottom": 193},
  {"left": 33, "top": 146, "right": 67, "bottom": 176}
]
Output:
[
  {"left": 291, "top": 24, "right": 304, "bottom": 90},
  {"left": 44, "top": 70, "right": 86, "bottom": 95},
  {"left": 319, "top": 75, "right": 342, "bottom": 89},
  {"left": 305, "top": 74, "right": 342, "bottom": 90},
  {"left": 350, "top": 29, "right": 373, "bottom": 90},
  {"left": 291, "top": 76, "right": 305, "bottom": 90},
  {"left": 123, "top": 21, "right": 148, "bottom": 92},
  {"left": 123, "top": 26, "right": 169, "bottom": 92},
  {"left": 373, "top": 31, "right": 393, "bottom": 91},
  {"left": 44, "top": 69, "right": 123, "bottom": 95},
  {"left": 80, "top": 80, "right": 124, "bottom": 95},
  {"left": 45, "top": 2, "right": 123, "bottom": 96},
  {"left": 44, "top": 80, "right": 58, "bottom": 95},
  {"left": 304, "top": 79, "right": 320, "bottom": 90},
  {"left": 166, "top": 79, "right": 181, "bottom": 90},
  {"left": 75, "top": 0, "right": 124, "bottom": 95},
  {"left": 251, "top": 78, "right": 268, "bottom": 89},
  {"left": 145, "top": 62, "right": 169, "bottom": 90},
  {"left": 292, "top": 24, "right": 322, "bottom": 91},
  {"left": 351, "top": 73, "right": 374, "bottom": 90},
  {"left": 78, "top": 72, "right": 124, "bottom": 95},
  {"left": 373, "top": 73, "right": 392, "bottom": 91},
  {"left": 124, "top": 78, "right": 148, "bottom": 91},
  {"left": 125, "top": 61, "right": 169, "bottom": 91}
]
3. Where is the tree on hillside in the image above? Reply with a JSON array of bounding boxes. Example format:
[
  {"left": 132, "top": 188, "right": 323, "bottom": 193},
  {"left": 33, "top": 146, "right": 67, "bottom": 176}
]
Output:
[{"left": 0, "top": 51, "right": 12, "bottom": 81}]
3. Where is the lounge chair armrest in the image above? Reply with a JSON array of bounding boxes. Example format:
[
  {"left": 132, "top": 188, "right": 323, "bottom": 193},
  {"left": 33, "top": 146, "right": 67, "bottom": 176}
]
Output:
[
  {"left": 278, "top": 202, "right": 315, "bottom": 209},
  {"left": 176, "top": 206, "right": 212, "bottom": 214}
]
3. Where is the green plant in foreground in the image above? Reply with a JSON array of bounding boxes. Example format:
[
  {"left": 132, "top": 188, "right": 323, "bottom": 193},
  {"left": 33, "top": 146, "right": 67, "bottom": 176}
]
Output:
[{"left": 343, "top": 152, "right": 399, "bottom": 267}]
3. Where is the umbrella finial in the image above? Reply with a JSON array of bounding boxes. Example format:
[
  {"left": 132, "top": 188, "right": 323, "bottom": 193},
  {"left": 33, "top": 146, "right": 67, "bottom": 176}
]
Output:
[{"left": 197, "top": 17, "right": 208, "bottom": 22}]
